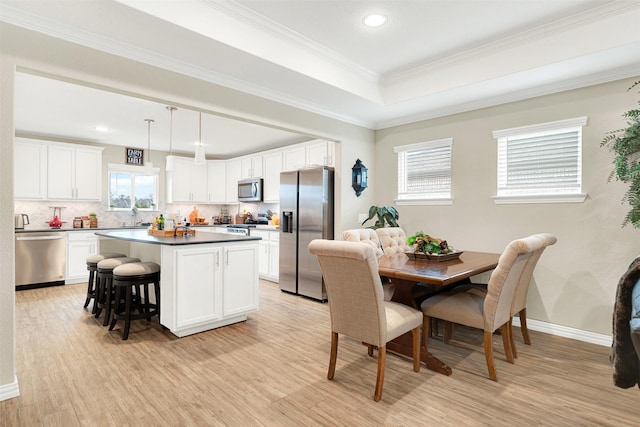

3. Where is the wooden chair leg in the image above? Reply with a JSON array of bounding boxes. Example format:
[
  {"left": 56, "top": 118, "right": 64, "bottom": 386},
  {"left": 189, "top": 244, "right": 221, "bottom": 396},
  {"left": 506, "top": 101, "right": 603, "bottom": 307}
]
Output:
[
  {"left": 374, "top": 345, "right": 386, "bottom": 402},
  {"left": 328, "top": 332, "right": 338, "bottom": 380},
  {"left": 509, "top": 318, "right": 518, "bottom": 359},
  {"left": 519, "top": 308, "right": 531, "bottom": 345},
  {"left": 422, "top": 315, "right": 431, "bottom": 351},
  {"left": 412, "top": 327, "right": 420, "bottom": 372},
  {"left": 444, "top": 321, "right": 454, "bottom": 344},
  {"left": 483, "top": 330, "right": 498, "bottom": 381},
  {"left": 501, "top": 323, "right": 514, "bottom": 363},
  {"left": 430, "top": 318, "right": 439, "bottom": 337}
]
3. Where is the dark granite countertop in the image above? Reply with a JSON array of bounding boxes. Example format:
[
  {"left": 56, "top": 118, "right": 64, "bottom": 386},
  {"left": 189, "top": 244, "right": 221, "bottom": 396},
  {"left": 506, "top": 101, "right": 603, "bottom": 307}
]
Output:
[{"left": 95, "top": 230, "right": 261, "bottom": 246}]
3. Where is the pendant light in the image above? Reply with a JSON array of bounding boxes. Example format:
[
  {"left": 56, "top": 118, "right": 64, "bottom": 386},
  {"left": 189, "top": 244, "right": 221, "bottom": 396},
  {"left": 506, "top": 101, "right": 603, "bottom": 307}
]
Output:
[
  {"left": 144, "top": 118, "right": 154, "bottom": 169},
  {"left": 194, "top": 111, "right": 206, "bottom": 165},
  {"left": 165, "top": 106, "right": 177, "bottom": 172}
]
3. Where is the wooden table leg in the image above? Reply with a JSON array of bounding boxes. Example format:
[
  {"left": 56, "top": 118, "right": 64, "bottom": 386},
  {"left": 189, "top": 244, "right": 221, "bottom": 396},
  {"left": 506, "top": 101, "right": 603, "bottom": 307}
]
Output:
[{"left": 387, "top": 278, "right": 453, "bottom": 376}]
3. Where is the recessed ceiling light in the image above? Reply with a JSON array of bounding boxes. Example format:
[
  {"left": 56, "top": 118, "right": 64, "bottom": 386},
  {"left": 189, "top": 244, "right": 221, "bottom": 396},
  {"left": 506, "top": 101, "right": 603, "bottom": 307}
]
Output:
[
  {"left": 93, "top": 126, "right": 110, "bottom": 132},
  {"left": 363, "top": 14, "right": 387, "bottom": 28}
]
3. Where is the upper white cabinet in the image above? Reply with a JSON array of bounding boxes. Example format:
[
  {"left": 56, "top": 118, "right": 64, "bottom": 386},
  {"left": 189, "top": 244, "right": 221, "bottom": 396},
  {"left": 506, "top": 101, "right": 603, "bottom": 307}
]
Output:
[
  {"left": 46, "top": 142, "right": 103, "bottom": 201},
  {"left": 14, "top": 138, "right": 47, "bottom": 200},
  {"left": 282, "top": 140, "right": 335, "bottom": 172},
  {"left": 166, "top": 156, "right": 208, "bottom": 203},
  {"left": 207, "top": 161, "right": 226, "bottom": 204},
  {"left": 282, "top": 146, "right": 306, "bottom": 172},
  {"left": 240, "top": 155, "right": 263, "bottom": 179},
  {"left": 263, "top": 151, "right": 283, "bottom": 203},
  {"left": 306, "top": 139, "right": 334, "bottom": 168},
  {"left": 225, "top": 159, "right": 242, "bottom": 204}
]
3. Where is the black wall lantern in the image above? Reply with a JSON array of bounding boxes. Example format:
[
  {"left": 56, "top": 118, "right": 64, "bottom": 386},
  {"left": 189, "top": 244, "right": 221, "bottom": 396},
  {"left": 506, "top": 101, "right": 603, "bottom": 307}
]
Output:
[{"left": 351, "top": 158, "right": 368, "bottom": 197}]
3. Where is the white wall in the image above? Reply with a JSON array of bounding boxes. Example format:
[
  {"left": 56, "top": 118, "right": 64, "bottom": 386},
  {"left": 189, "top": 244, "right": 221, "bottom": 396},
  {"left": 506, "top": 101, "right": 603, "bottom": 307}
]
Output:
[
  {"left": 0, "top": 22, "right": 374, "bottom": 400},
  {"left": 375, "top": 77, "right": 640, "bottom": 336}
]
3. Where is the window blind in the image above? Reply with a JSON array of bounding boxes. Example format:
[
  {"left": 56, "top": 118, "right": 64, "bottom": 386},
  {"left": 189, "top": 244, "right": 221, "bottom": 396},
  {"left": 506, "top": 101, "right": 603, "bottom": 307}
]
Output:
[
  {"left": 497, "top": 128, "right": 582, "bottom": 196},
  {"left": 395, "top": 139, "right": 452, "bottom": 200}
]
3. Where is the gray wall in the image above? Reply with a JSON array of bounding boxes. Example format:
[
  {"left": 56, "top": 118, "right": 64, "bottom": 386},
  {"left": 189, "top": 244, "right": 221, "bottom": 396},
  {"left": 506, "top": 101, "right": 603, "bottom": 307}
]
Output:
[{"left": 375, "top": 77, "right": 640, "bottom": 336}]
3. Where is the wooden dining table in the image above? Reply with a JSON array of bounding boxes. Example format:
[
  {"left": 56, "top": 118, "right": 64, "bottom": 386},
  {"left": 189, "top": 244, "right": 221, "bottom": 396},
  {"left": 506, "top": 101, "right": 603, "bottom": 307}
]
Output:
[{"left": 378, "top": 250, "right": 500, "bottom": 375}]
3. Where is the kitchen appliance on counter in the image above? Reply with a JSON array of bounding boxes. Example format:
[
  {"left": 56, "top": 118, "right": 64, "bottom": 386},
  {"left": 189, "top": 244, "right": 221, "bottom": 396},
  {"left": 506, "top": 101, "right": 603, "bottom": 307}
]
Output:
[
  {"left": 15, "top": 231, "right": 66, "bottom": 289},
  {"left": 279, "top": 167, "right": 334, "bottom": 301},
  {"left": 14, "top": 213, "right": 29, "bottom": 229}
]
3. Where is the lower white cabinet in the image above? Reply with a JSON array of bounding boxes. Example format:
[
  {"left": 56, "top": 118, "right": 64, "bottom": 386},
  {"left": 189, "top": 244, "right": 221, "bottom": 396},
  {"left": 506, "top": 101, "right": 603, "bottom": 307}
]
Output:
[
  {"left": 163, "top": 241, "right": 259, "bottom": 337},
  {"left": 66, "top": 231, "right": 99, "bottom": 284},
  {"left": 252, "top": 229, "right": 279, "bottom": 282}
]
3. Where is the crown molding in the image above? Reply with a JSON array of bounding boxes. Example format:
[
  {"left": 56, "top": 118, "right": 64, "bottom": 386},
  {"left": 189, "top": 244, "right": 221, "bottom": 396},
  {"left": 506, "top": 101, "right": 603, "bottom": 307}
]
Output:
[{"left": 386, "top": 0, "right": 640, "bottom": 85}]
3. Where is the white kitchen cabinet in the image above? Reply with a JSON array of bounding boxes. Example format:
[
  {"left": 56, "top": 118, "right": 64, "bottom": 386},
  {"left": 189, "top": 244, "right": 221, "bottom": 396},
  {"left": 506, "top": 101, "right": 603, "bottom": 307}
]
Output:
[
  {"left": 223, "top": 243, "right": 259, "bottom": 315},
  {"left": 282, "top": 145, "right": 306, "bottom": 172},
  {"left": 263, "top": 151, "right": 283, "bottom": 203},
  {"left": 282, "top": 140, "right": 335, "bottom": 172},
  {"left": 306, "top": 139, "right": 334, "bottom": 167},
  {"left": 240, "top": 155, "right": 263, "bottom": 179},
  {"left": 175, "top": 246, "right": 223, "bottom": 329},
  {"left": 207, "top": 161, "right": 226, "bottom": 203},
  {"left": 14, "top": 138, "right": 47, "bottom": 200},
  {"left": 251, "top": 229, "right": 279, "bottom": 282},
  {"left": 66, "top": 231, "right": 99, "bottom": 284},
  {"left": 164, "top": 241, "right": 258, "bottom": 335},
  {"left": 166, "top": 156, "right": 208, "bottom": 203},
  {"left": 225, "top": 159, "right": 242, "bottom": 203},
  {"left": 47, "top": 143, "right": 103, "bottom": 201}
]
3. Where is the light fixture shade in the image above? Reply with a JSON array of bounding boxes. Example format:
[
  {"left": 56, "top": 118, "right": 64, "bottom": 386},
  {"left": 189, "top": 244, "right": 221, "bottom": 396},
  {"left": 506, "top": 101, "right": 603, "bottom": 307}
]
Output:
[
  {"left": 194, "top": 145, "right": 206, "bottom": 165},
  {"left": 165, "top": 155, "right": 176, "bottom": 171}
]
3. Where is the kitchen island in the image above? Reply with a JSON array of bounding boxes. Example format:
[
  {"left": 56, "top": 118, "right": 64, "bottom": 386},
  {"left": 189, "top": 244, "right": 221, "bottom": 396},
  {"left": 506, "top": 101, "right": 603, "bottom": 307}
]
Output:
[{"left": 95, "top": 230, "right": 261, "bottom": 337}]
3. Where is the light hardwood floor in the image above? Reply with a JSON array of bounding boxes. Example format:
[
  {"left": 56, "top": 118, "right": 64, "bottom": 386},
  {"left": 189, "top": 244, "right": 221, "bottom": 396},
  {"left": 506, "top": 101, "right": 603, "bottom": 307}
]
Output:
[{"left": 1, "top": 280, "right": 637, "bottom": 426}]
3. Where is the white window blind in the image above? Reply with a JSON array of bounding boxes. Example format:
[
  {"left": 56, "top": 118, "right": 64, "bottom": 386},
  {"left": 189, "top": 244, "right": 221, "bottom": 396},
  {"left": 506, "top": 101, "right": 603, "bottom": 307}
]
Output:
[
  {"left": 493, "top": 117, "right": 587, "bottom": 203},
  {"left": 394, "top": 138, "right": 452, "bottom": 203}
]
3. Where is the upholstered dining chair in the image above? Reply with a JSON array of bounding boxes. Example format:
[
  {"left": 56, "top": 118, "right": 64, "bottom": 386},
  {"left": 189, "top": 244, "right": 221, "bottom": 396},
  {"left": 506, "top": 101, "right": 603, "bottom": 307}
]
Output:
[
  {"left": 308, "top": 239, "right": 422, "bottom": 402},
  {"left": 420, "top": 234, "right": 548, "bottom": 381},
  {"left": 342, "top": 229, "right": 384, "bottom": 257},
  {"left": 343, "top": 228, "right": 393, "bottom": 300},
  {"left": 447, "top": 233, "right": 557, "bottom": 356},
  {"left": 375, "top": 227, "right": 411, "bottom": 254},
  {"left": 509, "top": 233, "right": 556, "bottom": 352}
]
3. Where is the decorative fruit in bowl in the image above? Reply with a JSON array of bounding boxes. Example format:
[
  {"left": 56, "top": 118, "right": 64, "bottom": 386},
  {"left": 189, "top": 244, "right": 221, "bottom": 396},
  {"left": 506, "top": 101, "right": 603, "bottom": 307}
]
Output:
[{"left": 408, "top": 232, "right": 454, "bottom": 254}]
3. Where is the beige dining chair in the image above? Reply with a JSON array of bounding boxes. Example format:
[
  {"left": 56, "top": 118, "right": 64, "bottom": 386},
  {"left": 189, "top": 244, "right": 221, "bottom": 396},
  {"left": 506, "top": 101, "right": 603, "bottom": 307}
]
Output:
[
  {"left": 375, "top": 227, "right": 411, "bottom": 254},
  {"left": 449, "top": 233, "right": 557, "bottom": 356},
  {"left": 343, "top": 228, "right": 393, "bottom": 300},
  {"left": 421, "top": 234, "right": 548, "bottom": 381},
  {"left": 308, "top": 239, "right": 422, "bottom": 402},
  {"left": 342, "top": 229, "right": 384, "bottom": 257}
]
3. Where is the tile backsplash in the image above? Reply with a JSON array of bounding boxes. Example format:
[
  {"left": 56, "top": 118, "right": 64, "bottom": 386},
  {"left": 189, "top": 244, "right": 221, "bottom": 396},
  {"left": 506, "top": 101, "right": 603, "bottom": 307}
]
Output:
[{"left": 14, "top": 200, "right": 278, "bottom": 228}]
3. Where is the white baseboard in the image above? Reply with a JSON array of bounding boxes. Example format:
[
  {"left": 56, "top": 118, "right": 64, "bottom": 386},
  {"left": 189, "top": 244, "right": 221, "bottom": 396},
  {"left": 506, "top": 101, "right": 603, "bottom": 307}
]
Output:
[
  {"left": 0, "top": 376, "right": 20, "bottom": 402},
  {"left": 512, "top": 317, "right": 612, "bottom": 347}
]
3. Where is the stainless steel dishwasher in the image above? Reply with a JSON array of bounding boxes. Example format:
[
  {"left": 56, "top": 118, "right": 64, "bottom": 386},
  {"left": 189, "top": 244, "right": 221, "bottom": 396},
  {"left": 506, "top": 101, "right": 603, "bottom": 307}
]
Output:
[{"left": 15, "top": 231, "right": 66, "bottom": 289}]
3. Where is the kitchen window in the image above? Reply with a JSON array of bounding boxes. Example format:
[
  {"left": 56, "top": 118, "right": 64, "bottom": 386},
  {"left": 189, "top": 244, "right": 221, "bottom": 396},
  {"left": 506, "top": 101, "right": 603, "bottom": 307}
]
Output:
[
  {"left": 394, "top": 138, "right": 453, "bottom": 205},
  {"left": 108, "top": 164, "right": 159, "bottom": 210},
  {"left": 493, "top": 117, "right": 588, "bottom": 204}
]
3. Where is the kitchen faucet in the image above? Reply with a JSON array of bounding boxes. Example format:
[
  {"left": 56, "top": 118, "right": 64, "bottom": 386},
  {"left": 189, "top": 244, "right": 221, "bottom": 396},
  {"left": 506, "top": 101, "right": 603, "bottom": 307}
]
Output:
[{"left": 131, "top": 206, "right": 139, "bottom": 226}]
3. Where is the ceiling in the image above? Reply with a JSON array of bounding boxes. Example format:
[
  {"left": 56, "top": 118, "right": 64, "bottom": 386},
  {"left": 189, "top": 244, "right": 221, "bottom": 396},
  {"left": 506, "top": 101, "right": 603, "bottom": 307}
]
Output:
[{"left": 2, "top": 0, "right": 640, "bottom": 158}]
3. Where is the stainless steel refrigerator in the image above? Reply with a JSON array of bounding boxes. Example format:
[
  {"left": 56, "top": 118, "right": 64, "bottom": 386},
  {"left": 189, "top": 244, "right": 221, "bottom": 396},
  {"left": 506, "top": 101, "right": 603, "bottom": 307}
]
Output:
[{"left": 279, "top": 167, "right": 334, "bottom": 301}]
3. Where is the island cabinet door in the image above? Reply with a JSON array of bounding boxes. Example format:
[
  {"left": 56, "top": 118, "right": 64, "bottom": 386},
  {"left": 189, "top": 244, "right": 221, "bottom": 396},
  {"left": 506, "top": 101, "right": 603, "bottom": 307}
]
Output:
[
  {"left": 175, "top": 247, "right": 223, "bottom": 329},
  {"left": 223, "top": 243, "right": 259, "bottom": 316}
]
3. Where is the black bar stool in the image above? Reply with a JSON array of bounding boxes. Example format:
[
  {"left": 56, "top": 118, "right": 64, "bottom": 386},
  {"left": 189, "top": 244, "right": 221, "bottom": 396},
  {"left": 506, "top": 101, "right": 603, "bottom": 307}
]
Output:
[
  {"left": 84, "top": 253, "right": 126, "bottom": 312},
  {"left": 95, "top": 257, "right": 141, "bottom": 326},
  {"left": 109, "top": 262, "right": 161, "bottom": 340}
]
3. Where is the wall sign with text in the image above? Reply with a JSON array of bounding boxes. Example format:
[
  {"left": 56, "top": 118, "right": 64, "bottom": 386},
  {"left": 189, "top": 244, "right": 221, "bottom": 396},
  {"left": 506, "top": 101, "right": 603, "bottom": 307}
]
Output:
[{"left": 126, "top": 148, "right": 144, "bottom": 165}]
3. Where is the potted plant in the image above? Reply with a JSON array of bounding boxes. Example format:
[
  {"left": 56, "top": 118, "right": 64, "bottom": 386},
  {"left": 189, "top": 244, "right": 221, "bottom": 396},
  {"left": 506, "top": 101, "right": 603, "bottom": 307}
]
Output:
[
  {"left": 602, "top": 81, "right": 640, "bottom": 229},
  {"left": 361, "top": 205, "right": 400, "bottom": 229}
]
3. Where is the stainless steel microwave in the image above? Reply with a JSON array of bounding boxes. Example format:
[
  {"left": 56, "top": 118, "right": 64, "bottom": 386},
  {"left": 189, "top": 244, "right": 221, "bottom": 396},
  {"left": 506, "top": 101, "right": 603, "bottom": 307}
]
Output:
[{"left": 237, "top": 178, "right": 263, "bottom": 202}]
